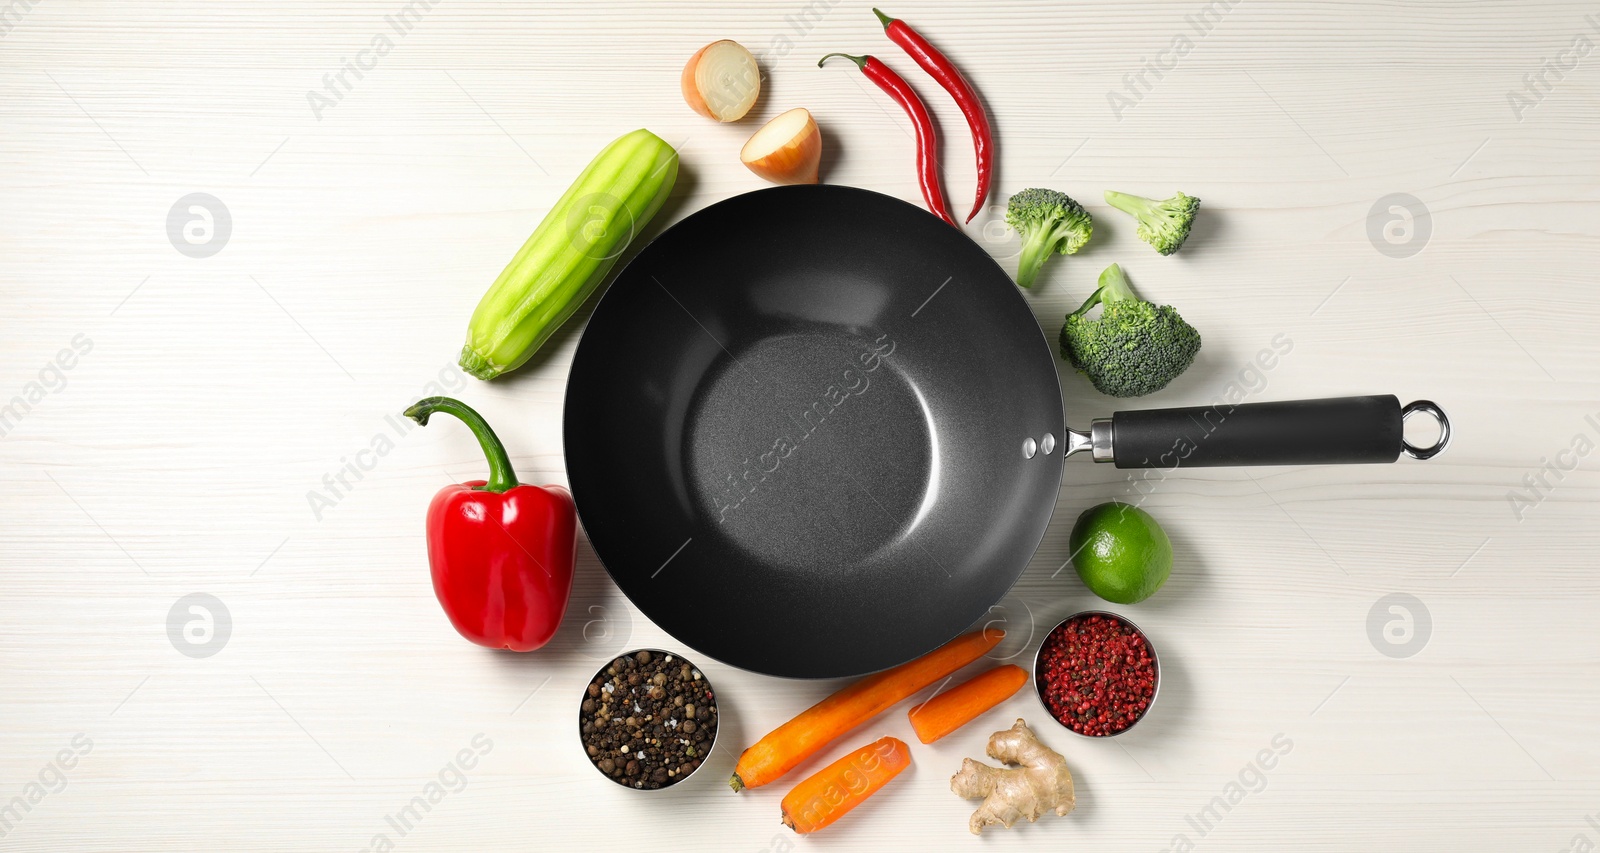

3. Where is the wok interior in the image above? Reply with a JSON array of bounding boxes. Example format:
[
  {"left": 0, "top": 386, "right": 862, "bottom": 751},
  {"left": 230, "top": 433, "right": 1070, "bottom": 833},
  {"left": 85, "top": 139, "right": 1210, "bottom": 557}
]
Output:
[{"left": 565, "top": 186, "right": 1064, "bottom": 677}]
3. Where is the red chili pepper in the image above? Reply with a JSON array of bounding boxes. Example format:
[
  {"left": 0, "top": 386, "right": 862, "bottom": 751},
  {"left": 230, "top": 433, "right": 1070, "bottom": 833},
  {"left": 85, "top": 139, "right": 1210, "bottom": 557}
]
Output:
[
  {"left": 404, "top": 396, "right": 576, "bottom": 652},
  {"left": 819, "top": 52, "right": 957, "bottom": 228},
  {"left": 873, "top": 8, "right": 993, "bottom": 224}
]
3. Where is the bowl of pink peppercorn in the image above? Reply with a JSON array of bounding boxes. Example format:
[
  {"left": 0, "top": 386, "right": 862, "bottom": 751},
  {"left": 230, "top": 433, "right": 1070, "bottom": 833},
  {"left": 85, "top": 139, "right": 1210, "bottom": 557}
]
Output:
[{"left": 1032, "top": 611, "right": 1160, "bottom": 737}]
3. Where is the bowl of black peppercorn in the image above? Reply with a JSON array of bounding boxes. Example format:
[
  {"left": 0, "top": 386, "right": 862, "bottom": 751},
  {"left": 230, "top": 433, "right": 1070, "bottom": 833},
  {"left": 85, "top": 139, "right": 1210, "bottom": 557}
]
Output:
[{"left": 578, "top": 649, "right": 720, "bottom": 790}]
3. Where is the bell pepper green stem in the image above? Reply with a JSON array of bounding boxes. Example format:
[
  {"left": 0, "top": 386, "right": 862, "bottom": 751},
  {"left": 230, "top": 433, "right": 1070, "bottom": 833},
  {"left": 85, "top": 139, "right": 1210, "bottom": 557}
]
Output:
[{"left": 404, "top": 396, "right": 520, "bottom": 493}]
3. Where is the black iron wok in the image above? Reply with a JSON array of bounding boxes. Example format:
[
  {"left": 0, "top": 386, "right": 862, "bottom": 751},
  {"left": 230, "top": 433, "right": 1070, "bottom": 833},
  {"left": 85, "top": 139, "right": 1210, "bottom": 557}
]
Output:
[{"left": 563, "top": 186, "right": 1448, "bottom": 678}]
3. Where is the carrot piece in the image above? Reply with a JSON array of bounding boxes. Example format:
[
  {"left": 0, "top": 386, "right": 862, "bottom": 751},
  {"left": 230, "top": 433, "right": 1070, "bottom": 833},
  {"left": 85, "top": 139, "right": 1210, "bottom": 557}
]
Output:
[
  {"left": 907, "top": 664, "right": 1029, "bottom": 744},
  {"left": 730, "top": 629, "right": 1002, "bottom": 791},
  {"left": 780, "top": 737, "right": 911, "bottom": 834}
]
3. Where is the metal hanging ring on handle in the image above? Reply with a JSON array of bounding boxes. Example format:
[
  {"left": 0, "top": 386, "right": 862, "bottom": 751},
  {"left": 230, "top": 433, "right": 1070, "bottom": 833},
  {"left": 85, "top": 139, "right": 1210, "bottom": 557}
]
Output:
[{"left": 1401, "top": 400, "right": 1451, "bottom": 460}]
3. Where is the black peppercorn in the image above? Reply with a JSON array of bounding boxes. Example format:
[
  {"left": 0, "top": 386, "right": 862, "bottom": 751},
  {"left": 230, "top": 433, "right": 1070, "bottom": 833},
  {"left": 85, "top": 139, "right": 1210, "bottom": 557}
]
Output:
[{"left": 580, "top": 650, "right": 718, "bottom": 790}]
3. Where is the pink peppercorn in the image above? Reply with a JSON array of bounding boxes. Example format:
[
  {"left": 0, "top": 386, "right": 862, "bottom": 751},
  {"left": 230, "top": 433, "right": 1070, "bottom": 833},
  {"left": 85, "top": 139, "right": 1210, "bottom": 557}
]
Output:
[{"left": 1035, "top": 612, "right": 1158, "bottom": 736}]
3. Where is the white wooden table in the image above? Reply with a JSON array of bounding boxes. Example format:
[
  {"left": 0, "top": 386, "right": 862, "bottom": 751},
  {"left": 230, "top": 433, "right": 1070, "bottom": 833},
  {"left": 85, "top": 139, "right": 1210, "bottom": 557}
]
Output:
[{"left": 3, "top": 1, "right": 1598, "bottom": 849}]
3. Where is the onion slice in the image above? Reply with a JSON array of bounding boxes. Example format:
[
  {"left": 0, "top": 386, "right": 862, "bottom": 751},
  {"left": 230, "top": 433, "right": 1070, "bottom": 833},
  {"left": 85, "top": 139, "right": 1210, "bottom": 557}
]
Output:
[
  {"left": 682, "top": 40, "right": 760, "bottom": 122},
  {"left": 740, "top": 108, "right": 822, "bottom": 185}
]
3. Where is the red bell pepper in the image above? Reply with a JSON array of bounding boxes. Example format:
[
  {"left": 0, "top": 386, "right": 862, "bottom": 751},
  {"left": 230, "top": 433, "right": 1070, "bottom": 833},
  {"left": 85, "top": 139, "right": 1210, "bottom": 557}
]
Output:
[{"left": 404, "top": 396, "right": 576, "bottom": 651}]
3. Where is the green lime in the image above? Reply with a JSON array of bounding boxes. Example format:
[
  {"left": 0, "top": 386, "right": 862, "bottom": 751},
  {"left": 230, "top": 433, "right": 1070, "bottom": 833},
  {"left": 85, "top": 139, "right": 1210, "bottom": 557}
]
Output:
[{"left": 1069, "top": 502, "right": 1172, "bottom": 604}]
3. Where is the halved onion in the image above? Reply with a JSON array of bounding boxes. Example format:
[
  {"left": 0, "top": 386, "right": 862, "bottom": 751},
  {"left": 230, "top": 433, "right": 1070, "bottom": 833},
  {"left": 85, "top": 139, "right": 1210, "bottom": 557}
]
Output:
[
  {"left": 741, "top": 108, "right": 822, "bottom": 185},
  {"left": 682, "top": 40, "right": 761, "bottom": 122}
]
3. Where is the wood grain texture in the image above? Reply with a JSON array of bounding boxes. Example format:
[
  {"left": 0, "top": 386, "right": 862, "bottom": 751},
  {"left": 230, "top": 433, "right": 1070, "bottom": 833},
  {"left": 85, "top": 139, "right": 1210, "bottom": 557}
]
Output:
[{"left": 2, "top": 0, "right": 1598, "bottom": 850}]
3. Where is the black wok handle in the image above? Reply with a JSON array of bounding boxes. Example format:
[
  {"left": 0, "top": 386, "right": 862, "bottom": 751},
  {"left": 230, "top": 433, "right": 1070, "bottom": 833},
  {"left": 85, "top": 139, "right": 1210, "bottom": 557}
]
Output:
[{"left": 1096, "top": 395, "right": 1450, "bottom": 469}]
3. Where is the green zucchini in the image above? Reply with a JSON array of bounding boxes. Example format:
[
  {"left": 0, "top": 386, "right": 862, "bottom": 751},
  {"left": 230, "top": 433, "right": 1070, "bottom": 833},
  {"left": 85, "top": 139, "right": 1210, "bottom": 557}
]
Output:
[{"left": 459, "top": 129, "right": 679, "bottom": 380}]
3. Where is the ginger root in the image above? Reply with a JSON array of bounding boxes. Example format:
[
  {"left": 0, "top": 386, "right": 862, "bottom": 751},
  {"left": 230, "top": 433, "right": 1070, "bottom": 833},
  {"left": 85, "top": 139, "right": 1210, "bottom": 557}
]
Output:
[{"left": 949, "top": 718, "right": 1075, "bottom": 834}]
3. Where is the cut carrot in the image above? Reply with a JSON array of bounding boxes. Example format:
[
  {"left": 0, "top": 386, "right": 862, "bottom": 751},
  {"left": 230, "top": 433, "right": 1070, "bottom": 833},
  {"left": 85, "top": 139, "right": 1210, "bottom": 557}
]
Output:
[
  {"left": 781, "top": 736, "right": 911, "bottom": 834},
  {"left": 907, "top": 664, "right": 1028, "bottom": 744},
  {"left": 730, "top": 630, "right": 1002, "bottom": 791}
]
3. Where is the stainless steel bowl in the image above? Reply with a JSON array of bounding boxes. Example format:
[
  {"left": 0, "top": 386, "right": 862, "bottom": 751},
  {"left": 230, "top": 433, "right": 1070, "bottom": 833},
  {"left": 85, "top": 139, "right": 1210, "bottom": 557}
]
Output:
[
  {"left": 1032, "top": 610, "right": 1161, "bottom": 738},
  {"left": 577, "top": 648, "right": 719, "bottom": 790}
]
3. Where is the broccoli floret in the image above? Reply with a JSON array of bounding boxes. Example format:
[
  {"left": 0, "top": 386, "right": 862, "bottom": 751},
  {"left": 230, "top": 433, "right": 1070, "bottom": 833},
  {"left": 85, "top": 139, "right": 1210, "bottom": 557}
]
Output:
[
  {"left": 1103, "top": 190, "right": 1200, "bottom": 256},
  {"left": 1005, "top": 188, "right": 1093, "bottom": 288},
  {"left": 1059, "top": 263, "right": 1200, "bottom": 398}
]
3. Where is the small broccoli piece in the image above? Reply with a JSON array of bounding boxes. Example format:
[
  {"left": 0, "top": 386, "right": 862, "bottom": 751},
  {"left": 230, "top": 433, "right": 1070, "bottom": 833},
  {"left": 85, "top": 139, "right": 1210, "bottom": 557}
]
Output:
[
  {"left": 1059, "top": 263, "right": 1200, "bottom": 398},
  {"left": 1005, "top": 188, "right": 1093, "bottom": 288},
  {"left": 1103, "top": 190, "right": 1200, "bottom": 256}
]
